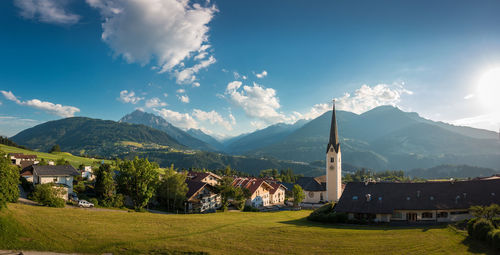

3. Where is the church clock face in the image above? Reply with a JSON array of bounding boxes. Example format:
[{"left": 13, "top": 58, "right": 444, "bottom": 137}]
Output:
[{"left": 329, "top": 165, "right": 335, "bottom": 170}]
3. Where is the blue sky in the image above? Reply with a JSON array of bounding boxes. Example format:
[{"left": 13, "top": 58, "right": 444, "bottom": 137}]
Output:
[{"left": 1, "top": 0, "right": 500, "bottom": 138}]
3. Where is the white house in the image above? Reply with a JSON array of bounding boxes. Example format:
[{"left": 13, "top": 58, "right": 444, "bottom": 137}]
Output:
[{"left": 30, "top": 165, "right": 80, "bottom": 200}]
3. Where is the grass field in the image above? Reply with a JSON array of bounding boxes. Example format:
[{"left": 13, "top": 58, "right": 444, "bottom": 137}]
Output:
[
  {"left": 0, "top": 144, "right": 112, "bottom": 167},
  {"left": 0, "top": 203, "right": 496, "bottom": 255}
]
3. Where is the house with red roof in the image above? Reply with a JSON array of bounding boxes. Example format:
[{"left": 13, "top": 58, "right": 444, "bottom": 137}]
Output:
[{"left": 232, "top": 177, "right": 286, "bottom": 207}]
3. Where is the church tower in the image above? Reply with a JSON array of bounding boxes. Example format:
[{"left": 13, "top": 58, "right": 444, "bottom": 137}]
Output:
[{"left": 326, "top": 100, "right": 342, "bottom": 202}]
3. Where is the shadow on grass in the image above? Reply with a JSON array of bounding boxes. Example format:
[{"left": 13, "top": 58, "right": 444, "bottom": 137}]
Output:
[
  {"left": 279, "top": 217, "right": 448, "bottom": 232},
  {"left": 461, "top": 236, "right": 498, "bottom": 255}
]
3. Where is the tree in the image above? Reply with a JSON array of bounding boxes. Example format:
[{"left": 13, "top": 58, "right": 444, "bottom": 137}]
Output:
[
  {"left": 117, "top": 157, "right": 159, "bottom": 210},
  {"left": 38, "top": 158, "right": 48, "bottom": 166},
  {"left": 0, "top": 152, "right": 19, "bottom": 209},
  {"left": 50, "top": 144, "right": 61, "bottom": 153},
  {"left": 30, "top": 183, "right": 65, "bottom": 208},
  {"left": 216, "top": 177, "right": 236, "bottom": 211},
  {"left": 56, "top": 158, "right": 69, "bottom": 166},
  {"left": 470, "top": 204, "right": 500, "bottom": 221},
  {"left": 292, "top": 184, "right": 305, "bottom": 207},
  {"left": 157, "top": 165, "right": 188, "bottom": 211},
  {"left": 94, "top": 164, "right": 116, "bottom": 205}
]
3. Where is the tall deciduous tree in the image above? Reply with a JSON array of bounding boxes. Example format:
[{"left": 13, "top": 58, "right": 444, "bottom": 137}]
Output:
[
  {"left": 94, "top": 164, "right": 116, "bottom": 203},
  {"left": 292, "top": 184, "right": 305, "bottom": 207},
  {"left": 50, "top": 144, "right": 61, "bottom": 153},
  {"left": 157, "top": 164, "right": 188, "bottom": 211},
  {"left": 117, "top": 157, "right": 159, "bottom": 210},
  {"left": 0, "top": 152, "right": 19, "bottom": 209}
]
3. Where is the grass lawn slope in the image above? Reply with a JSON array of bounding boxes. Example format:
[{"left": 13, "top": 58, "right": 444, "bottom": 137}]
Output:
[
  {"left": 0, "top": 203, "right": 495, "bottom": 254},
  {"left": 0, "top": 144, "right": 111, "bottom": 168}
]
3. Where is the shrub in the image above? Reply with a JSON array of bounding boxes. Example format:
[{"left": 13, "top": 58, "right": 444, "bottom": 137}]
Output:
[
  {"left": 492, "top": 217, "right": 500, "bottom": 228},
  {"left": 467, "top": 218, "right": 479, "bottom": 236},
  {"left": 243, "top": 205, "right": 259, "bottom": 212},
  {"left": 472, "top": 218, "right": 495, "bottom": 241},
  {"left": 88, "top": 198, "right": 99, "bottom": 206},
  {"left": 30, "top": 184, "right": 65, "bottom": 208},
  {"left": 307, "top": 203, "right": 349, "bottom": 224},
  {"left": 488, "top": 229, "right": 500, "bottom": 250},
  {"left": 19, "top": 177, "right": 33, "bottom": 193}
]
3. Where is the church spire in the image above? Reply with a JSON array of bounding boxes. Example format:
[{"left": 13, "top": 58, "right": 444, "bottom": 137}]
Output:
[{"left": 326, "top": 100, "right": 339, "bottom": 153}]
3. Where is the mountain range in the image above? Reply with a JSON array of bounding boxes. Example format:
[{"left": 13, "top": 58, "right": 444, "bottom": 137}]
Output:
[{"left": 9, "top": 106, "right": 500, "bottom": 175}]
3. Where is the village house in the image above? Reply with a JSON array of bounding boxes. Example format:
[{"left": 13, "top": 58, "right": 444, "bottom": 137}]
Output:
[
  {"left": 9, "top": 153, "right": 38, "bottom": 168},
  {"left": 232, "top": 177, "right": 274, "bottom": 207},
  {"left": 81, "top": 166, "right": 95, "bottom": 180},
  {"left": 335, "top": 179, "right": 500, "bottom": 223},
  {"left": 28, "top": 165, "right": 80, "bottom": 200},
  {"left": 185, "top": 180, "right": 221, "bottom": 213},
  {"left": 269, "top": 183, "right": 287, "bottom": 205}
]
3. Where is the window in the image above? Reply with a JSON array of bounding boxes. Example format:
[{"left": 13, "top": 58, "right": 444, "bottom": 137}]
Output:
[
  {"left": 352, "top": 196, "right": 358, "bottom": 200},
  {"left": 309, "top": 192, "right": 314, "bottom": 198},
  {"left": 437, "top": 212, "right": 448, "bottom": 218},
  {"left": 53, "top": 177, "right": 58, "bottom": 182},
  {"left": 330, "top": 157, "right": 334, "bottom": 163},
  {"left": 422, "top": 212, "right": 433, "bottom": 218},
  {"left": 330, "top": 148, "right": 333, "bottom": 152}
]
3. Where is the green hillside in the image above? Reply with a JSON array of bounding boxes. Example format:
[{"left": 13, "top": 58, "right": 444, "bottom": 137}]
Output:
[
  {"left": 10, "top": 117, "right": 185, "bottom": 157},
  {"left": 1, "top": 203, "right": 494, "bottom": 254},
  {"left": 0, "top": 144, "right": 111, "bottom": 168}
]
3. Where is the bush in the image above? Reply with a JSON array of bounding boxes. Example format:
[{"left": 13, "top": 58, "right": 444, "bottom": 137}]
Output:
[
  {"left": 243, "top": 205, "right": 259, "bottom": 212},
  {"left": 488, "top": 229, "right": 500, "bottom": 250},
  {"left": 492, "top": 217, "right": 500, "bottom": 228},
  {"left": 467, "top": 218, "right": 479, "bottom": 236},
  {"left": 307, "top": 203, "right": 349, "bottom": 224},
  {"left": 19, "top": 177, "right": 33, "bottom": 193},
  {"left": 472, "top": 218, "right": 495, "bottom": 241},
  {"left": 30, "top": 184, "right": 65, "bottom": 208},
  {"left": 88, "top": 198, "right": 99, "bottom": 206}
]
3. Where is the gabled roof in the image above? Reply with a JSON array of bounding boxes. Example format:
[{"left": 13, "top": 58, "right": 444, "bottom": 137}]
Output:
[
  {"left": 232, "top": 177, "right": 274, "bottom": 195},
  {"left": 295, "top": 177, "right": 326, "bottom": 192},
  {"left": 335, "top": 179, "right": 500, "bottom": 214},
  {"left": 31, "top": 165, "right": 79, "bottom": 177},
  {"left": 9, "top": 153, "right": 37, "bottom": 159},
  {"left": 187, "top": 171, "right": 222, "bottom": 183},
  {"left": 269, "top": 183, "right": 287, "bottom": 194}
]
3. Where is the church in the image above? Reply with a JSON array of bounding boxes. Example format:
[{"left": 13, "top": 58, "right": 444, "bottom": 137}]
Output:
[
  {"left": 295, "top": 101, "right": 343, "bottom": 204},
  {"left": 296, "top": 100, "right": 500, "bottom": 223}
]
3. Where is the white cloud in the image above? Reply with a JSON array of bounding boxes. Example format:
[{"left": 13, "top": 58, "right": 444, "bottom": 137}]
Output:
[
  {"left": 335, "top": 83, "right": 412, "bottom": 114},
  {"left": 145, "top": 97, "right": 167, "bottom": 108},
  {"left": 255, "top": 70, "right": 268, "bottom": 78},
  {"left": 178, "top": 95, "right": 190, "bottom": 103},
  {"left": 225, "top": 81, "right": 285, "bottom": 123},
  {"left": 87, "top": 0, "right": 217, "bottom": 82},
  {"left": 153, "top": 108, "right": 198, "bottom": 130},
  {"left": 118, "top": 90, "right": 144, "bottom": 104},
  {"left": 176, "top": 89, "right": 186, "bottom": 94},
  {"left": 1, "top": 90, "right": 80, "bottom": 118},
  {"left": 192, "top": 109, "right": 234, "bottom": 131},
  {"left": 14, "top": 0, "right": 80, "bottom": 25},
  {"left": 192, "top": 82, "right": 200, "bottom": 87},
  {"left": 174, "top": 55, "right": 216, "bottom": 84},
  {"left": 163, "top": 93, "right": 168, "bottom": 98},
  {"left": 294, "top": 103, "right": 331, "bottom": 120},
  {"left": 242, "top": 75, "right": 247, "bottom": 80},
  {"left": 464, "top": 94, "right": 475, "bottom": 100}
]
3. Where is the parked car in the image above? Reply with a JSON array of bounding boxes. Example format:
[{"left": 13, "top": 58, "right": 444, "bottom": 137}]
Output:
[{"left": 78, "top": 200, "right": 94, "bottom": 208}]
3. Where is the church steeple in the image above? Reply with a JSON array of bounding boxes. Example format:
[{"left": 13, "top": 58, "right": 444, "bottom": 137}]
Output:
[{"left": 326, "top": 100, "right": 339, "bottom": 153}]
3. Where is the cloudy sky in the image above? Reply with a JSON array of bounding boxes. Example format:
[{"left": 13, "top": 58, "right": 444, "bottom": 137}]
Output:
[{"left": 1, "top": 0, "right": 500, "bottom": 138}]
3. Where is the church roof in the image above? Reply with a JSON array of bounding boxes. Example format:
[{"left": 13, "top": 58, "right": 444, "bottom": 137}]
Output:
[
  {"left": 326, "top": 101, "right": 340, "bottom": 153},
  {"left": 295, "top": 177, "right": 326, "bottom": 192},
  {"left": 335, "top": 179, "right": 500, "bottom": 214}
]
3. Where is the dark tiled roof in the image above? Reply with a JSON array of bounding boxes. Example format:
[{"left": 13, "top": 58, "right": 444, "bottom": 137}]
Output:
[
  {"left": 295, "top": 177, "right": 326, "bottom": 192},
  {"left": 269, "top": 183, "right": 287, "bottom": 194},
  {"left": 20, "top": 161, "right": 35, "bottom": 169},
  {"left": 186, "top": 181, "right": 208, "bottom": 200},
  {"left": 31, "top": 165, "right": 79, "bottom": 177},
  {"left": 335, "top": 179, "right": 500, "bottom": 214}
]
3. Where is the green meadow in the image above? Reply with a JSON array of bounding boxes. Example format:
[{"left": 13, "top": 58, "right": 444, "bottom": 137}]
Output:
[
  {"left": 0, "top": 203, "right": 496, "bottom": 254},
  {"left": 0, "top": 144, "right": 111, "bottom": 168}
]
